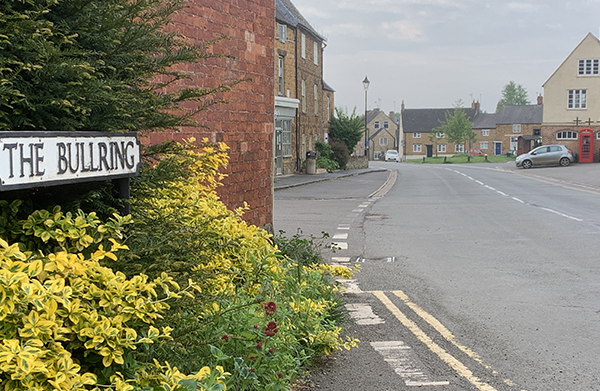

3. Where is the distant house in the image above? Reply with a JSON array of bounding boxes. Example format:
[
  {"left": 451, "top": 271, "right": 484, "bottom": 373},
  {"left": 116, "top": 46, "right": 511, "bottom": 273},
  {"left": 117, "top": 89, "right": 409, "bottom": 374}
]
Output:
[
  {"left": 542, "top": 32, "right": 600, "bottom": 162},
  {"left": 490, "top": 103, "right": 543, "bottom": 155},
  {"left": 401, "top": 102, "right": 479, "bottom": 158},
  {"left": 355, "top": 109, "right": 398, "bottom": 160},
  {"left": 471, "top": 112, "right": 498, "bottom": 155}
]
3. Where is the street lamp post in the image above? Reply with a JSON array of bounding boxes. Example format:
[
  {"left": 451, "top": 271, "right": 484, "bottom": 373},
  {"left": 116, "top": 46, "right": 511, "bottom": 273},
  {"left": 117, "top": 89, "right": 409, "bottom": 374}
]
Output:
[{"left": 363, "top": 76, "right": 370, "bottom": 160}]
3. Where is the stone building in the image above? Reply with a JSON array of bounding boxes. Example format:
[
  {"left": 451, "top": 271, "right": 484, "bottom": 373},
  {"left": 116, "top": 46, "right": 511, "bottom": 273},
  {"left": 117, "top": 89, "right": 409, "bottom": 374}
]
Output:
[{"left": 275, "top": 0, "right": 333, "bottom": 174}]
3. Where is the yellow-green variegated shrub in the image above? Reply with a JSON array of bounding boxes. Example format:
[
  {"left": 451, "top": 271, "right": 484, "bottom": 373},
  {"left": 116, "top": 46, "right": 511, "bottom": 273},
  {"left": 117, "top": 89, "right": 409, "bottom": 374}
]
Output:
[{"left": 0, "top": 231, "right": 226, "bottom": 391}]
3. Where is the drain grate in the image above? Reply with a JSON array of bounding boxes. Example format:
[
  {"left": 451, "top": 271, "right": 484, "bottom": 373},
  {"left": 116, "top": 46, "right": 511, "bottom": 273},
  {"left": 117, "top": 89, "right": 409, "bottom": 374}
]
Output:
[
  {"left": 365, "top": 214, "right": 388, "bottom": 220},
  {"left": 356, "top": 256, "right": 395, "bottom": 263}
]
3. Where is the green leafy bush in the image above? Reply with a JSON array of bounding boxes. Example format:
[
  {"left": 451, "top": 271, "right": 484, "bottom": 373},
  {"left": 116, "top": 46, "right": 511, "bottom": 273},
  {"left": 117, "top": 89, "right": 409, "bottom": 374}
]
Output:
[{"left": 329, "top": 138, "right": 351, "bottom": 170}]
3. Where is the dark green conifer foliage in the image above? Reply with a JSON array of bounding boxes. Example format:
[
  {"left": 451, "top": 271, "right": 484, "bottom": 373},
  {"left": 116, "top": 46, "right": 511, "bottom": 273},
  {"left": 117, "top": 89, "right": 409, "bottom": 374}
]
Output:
[{"left": 0, "top": 0, "right": 236, "bottom": 132}]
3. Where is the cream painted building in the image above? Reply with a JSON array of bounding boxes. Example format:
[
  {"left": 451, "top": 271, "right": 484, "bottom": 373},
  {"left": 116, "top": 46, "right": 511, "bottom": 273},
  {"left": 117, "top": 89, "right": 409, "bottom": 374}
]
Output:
[{"left": 542, "top": 32, "right": 600, "bottom": 162}]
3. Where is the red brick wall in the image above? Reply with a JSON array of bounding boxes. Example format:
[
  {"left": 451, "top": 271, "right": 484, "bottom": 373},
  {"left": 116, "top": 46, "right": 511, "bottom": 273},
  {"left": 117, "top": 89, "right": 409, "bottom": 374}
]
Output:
[{"left": 143, "top": 0, "right": 275, "bottom": 229}]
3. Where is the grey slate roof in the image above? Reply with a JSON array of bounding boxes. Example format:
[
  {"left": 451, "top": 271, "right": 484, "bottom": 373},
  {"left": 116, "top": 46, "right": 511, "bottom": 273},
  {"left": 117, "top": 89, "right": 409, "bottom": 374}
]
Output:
[
  {"left": 472, "top": 113, "right": 498, "bottom": 129},
  {"left": 495, "top": 105, "right": 543, "bottom": 124},
  {"left": 401, "top": 108, "right": 478, "bottom": 133},
  {"left": 322, "top": 80, "right": 335, "bottom": 92},
  {"left": 276, "top": 0, "right": 326, "bottom": 42}
]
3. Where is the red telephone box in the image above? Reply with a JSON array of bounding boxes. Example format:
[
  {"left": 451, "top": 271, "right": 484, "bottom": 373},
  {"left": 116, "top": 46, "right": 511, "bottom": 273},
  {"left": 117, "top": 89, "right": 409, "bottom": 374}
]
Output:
[{"left": 579, "top": 128, "right": 594, "bottom": 163}]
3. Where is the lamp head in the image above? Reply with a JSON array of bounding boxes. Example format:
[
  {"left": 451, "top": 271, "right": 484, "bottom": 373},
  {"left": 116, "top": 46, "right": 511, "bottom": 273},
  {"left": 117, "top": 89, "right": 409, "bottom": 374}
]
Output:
[{"left": 362, "top": 76, "right": 370, "bottom": 91}]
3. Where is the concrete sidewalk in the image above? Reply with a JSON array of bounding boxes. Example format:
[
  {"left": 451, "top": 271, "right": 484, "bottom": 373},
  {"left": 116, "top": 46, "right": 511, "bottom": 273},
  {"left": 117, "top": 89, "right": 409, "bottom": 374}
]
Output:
[{"left": 274, "top": 168, "right": 387, "bottom": 190}]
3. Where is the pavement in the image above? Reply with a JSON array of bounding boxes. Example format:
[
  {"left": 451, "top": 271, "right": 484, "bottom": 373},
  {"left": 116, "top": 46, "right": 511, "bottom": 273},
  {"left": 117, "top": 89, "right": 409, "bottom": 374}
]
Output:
[{"left": 274, "top": 167, "right": 387, "bottom": 190}]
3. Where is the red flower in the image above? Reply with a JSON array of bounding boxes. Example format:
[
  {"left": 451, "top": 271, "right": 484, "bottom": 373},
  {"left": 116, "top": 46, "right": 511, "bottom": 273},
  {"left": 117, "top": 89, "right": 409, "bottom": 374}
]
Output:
[
  {"left": 253, "top": 324, "right": 258, "bottom": 329},
  {"left": 256, "top": 341, "right": 263, "bottom": 349},
  {"left": 221, "top": 334, "right": 229, "bottom": 342},
  {"left": 250, "top": 368, "right": 255, "bottom": 373},
  {"left": 277, "top": 372, "right": 283, "bottom": 378},
  {"left": 265, "top": 321, "right": 279, "bottom": 337},
  {"left": 264, "top": 301, "right": 277, "bottom": 316},
  {"left": 269, "top": 347, "right": 274, "bottom": 354},
  {"left": 248, "top": 356, "right": 257, "bottom": 361}
]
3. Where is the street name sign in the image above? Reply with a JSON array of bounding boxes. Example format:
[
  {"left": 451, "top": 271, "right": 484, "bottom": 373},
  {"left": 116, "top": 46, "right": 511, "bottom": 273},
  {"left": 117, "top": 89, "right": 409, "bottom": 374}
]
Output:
[{"left": 0, "top": 131, "right": 140, "bottom": 191}]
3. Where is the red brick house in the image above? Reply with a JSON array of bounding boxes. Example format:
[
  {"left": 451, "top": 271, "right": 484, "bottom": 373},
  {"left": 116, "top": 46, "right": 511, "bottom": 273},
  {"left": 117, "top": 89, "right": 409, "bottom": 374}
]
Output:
[{"left": 142, "top": 0, "right": 275, "bottom": 230}]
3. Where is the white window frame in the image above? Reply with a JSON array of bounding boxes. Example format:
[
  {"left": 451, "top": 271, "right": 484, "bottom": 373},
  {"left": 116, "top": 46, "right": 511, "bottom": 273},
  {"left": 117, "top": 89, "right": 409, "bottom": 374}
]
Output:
[
  {"left": 510, "top": 136, "right": 518, "bottom": 151},
  {"left": 383, "top": 121, "right": 389, "bottom": 129},
  {"left": 413, "top": 144, "right": 422, "bottom": 153},
  {"left": 301, "top": 33, "right": 306, "bottom": 58},
  {"left": 480, "top": 141, "right": 488, "bottom": 150},
  {"left": 278, "top": 24, "right": 287, "bottom": 43},
  {"left": 481, "top": 129, "right": 489, "bottom": 137},
  {"left": 556, "top": 131, "right": 578, "bottom": 140},
  {"left": 578, "top": 59, "right": 599, "bottom": 76},
  {"left": 374, "top": 121, "right": 380, "bottom": 129},
  {"left": 313, "top": 42, "right": 318, "bottom": 65},
  {"left": 379, "top": 137, "right": 388, "bottom": 146},
  {"left": 596, "top": 132, "right": 600, "bottom": 140},
  {"left": 413, "top": 132, "right": 421, "bottom": 138},
  {"left": 278, "top": 56, "right": 284, "bottom": 96},
  {"left": 301, "top": 80, "right": 306, "bottom": 113},
  {"left": 437, "top": 144, "right": 446, "bottom": 153},
  {"left": 455, "top": 144, "right": 464, "bottom": 153},
  {"left": 513, "top": 124, "right": 521, "bottom": 133},
  {"left": 568, "top": 89, "right": 587, "bottom": 109},
  {"left": 436, "top": 132, "right": 444, "bottom": 138},
  {"left": 313, "top": 84, "right": 318, "bottom": 116},
  {"left": 276, "top": 119, "right": 292, "bottom": 157}
]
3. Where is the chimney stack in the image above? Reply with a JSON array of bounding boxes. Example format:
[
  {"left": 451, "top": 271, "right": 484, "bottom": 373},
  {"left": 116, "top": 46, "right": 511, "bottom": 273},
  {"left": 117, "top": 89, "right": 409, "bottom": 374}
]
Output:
[
  {"left": 537, "top": 94, "right": 543, "bottom": 105},
  {"left": 401, "top": 100, "right": 405, "bottom": 112}
]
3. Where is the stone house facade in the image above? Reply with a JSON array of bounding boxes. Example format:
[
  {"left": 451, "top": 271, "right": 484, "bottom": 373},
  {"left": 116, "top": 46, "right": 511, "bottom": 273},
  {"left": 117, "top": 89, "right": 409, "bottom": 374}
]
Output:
[
  {"left": 401, "top": 103, "right": 479, "bottom": 158},
  {"left": 472, "top": 103, "right": 543, "bottom": 156},
  {"left": 275, "top": 0, "right": 332, "bottom": 174},
  {"left": 145, "top": 0, "right": 275, "bottom": 229},
  {"left": 358, "top": 109, "right": 399, "bottom": 160},
  {"left": 542, "top": 32, "right": 600, "bottom": 162}
]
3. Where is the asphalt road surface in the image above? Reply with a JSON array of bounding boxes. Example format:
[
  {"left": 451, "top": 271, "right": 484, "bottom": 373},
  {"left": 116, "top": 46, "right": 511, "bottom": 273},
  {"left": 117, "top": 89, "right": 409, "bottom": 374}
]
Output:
[{"left": 274, "top": 162, "right": 600, "bottom": 391}]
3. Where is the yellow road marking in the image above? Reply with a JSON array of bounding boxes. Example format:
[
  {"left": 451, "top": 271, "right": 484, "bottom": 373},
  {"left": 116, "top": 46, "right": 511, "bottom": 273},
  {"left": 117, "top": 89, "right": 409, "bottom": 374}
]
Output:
[
  {"left": 371, "top": 291, "right": 498, "bottom": 391},
  {"left": 392, "top": 290, "right": 493, "bottom": 371}
]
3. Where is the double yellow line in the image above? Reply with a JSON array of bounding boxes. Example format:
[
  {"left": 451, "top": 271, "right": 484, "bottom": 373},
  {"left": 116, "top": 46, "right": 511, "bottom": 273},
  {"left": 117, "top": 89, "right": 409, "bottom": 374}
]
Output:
[{"left": 371, "top": 290, "right": 522, "bottom": 391}]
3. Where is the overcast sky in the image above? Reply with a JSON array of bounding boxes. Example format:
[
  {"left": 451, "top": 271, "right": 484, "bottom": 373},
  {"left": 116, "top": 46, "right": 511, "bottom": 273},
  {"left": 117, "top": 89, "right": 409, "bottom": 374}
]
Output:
[{"left": 291, "top": 0, "right": 600, "bottom": 114}]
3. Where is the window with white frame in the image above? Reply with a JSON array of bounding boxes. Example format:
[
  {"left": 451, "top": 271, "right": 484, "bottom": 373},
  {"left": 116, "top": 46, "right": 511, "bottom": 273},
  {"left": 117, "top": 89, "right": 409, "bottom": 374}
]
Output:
[
  {"left": 379, "top": 137, "right": 388, "bottom": 146},
  {"left": 578, "top": 59, "right": 599, "bottom": 76},
  {"left": 278, "top": 56, "right": 284, "bottom": 96},
  {"left": 513, "top": 124, "right": 521, "bottom": 133},
  {"left": 278, "top": 24, "right": 287, "bottom": 43},
  {"left": 437, "top": 144, "right": 446, "bottom": 153},
  {"left": 301, "top": 33, "right": 306, "bottom": 58},
  {"left": 413, "top": 132, "right": 421, "bottom": 138},
  {"left": 436, "top": 132, "right": 444, "bottom": 138},
  {"left": 277, "top": 119, "right": 293, "bottom": 157},
  {"left": 314, "top": 84, "right": 318, "bottom": 115},
  {"left": 313, "top": 42, "right": 318, "bottom": 65},
  {"left": 568, "top": 89, "right": 587, "bottom": 109},
  {"left": 374, "top": 151, "right": 381, "bottom": 160},
  {"left": 374, "top": 121, "right": 380, "bottom": 129},
  {"left": 301, "top": 80, "right": 306, "bottom": 113},
  {"left": 383, "top": 121, "right": 389, "bottom": 128},
  {"left": 481, "top": 129, "right": 489, "bottom": 136},
  {"left": 455, "top": 144, "right": 464, "bottom": 153},
  {"left": 597, "top": 132, "right": 600, "bottom": 140},
  {"left": 480, "top": 141, "right": 488, "bottom": 150},
  {"left": 556, "top": 131, "right": 578, "bottom": 140},
  {"left": 510, "top": 136, "right": 518, "bottom": 151},
  {"left": 413, "top": 144, "right": 422, "bottom": 153}
]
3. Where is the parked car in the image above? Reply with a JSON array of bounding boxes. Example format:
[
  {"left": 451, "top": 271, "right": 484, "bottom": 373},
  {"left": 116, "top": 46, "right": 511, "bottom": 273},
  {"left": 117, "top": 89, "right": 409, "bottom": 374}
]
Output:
[
  {"left": 465, "top": 148, "right": 487, "bottom": 156},
  {"left": 384, "top": 150, "right": 399, "bottom": 162},
  {"left": 515, "top": 145, "right": 574, "bottom": 169}
]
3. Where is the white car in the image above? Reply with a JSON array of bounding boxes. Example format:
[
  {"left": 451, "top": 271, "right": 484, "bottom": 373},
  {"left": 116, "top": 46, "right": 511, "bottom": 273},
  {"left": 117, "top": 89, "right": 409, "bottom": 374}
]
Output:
[{"left": 384, "top": 150, "right": 399, "bottom": 162}]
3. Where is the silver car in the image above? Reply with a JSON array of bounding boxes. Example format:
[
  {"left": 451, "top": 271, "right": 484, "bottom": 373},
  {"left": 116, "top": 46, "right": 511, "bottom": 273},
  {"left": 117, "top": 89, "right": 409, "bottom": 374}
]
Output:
[
  {"left": 515, "top": 145, "right": 574, "bottom": 169},
  {"left": 384, "top": 150, "right": 399, "bottom": 162}
]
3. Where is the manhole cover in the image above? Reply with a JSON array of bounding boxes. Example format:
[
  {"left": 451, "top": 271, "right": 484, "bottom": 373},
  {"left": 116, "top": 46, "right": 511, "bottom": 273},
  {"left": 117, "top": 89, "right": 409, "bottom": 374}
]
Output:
[{"left": 365, "top": 214, "right": 387, "bottom": 220}]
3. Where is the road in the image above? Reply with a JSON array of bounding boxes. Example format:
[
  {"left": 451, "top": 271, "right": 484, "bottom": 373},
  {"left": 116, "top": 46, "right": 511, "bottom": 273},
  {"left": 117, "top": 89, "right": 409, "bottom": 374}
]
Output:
[{"left": 273, "top": 162, "right": 600, "bottom": 391}]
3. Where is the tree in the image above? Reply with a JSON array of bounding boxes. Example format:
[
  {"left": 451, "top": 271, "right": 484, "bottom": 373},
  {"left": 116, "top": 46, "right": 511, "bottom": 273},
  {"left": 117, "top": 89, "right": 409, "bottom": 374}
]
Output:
[
  {"left": 328, "top": 106, "right": 364, "bottom": 153},
  {"left": 496, "top": 81, "right": 531, "bottom": 113},
  {"left": 434, "top": 100, "right": 476, "bottom": 153},
  {"left": 0, "top": 0, "right": 236, "bottom": 132}
]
